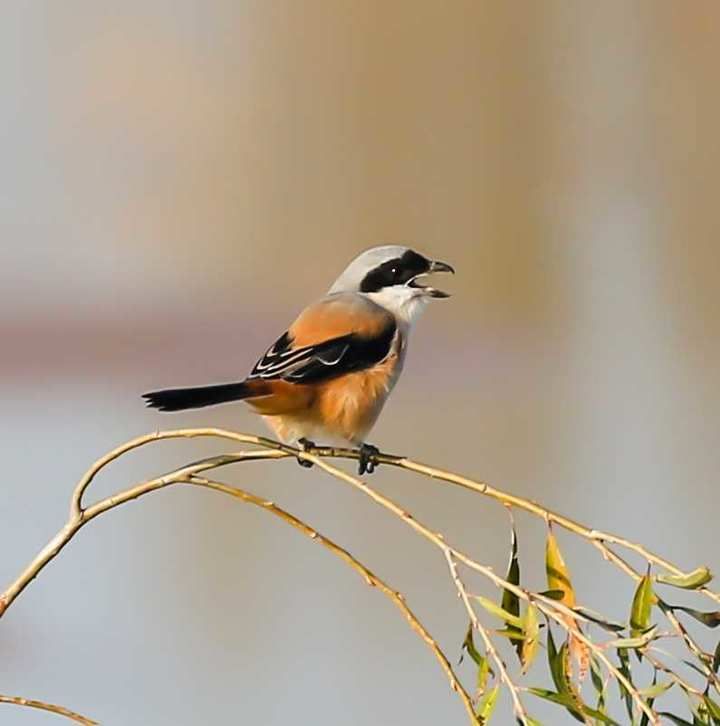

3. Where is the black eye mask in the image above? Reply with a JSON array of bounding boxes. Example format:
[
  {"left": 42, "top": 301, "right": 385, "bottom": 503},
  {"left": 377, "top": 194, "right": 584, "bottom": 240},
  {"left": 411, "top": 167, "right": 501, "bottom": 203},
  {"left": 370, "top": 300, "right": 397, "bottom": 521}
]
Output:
[{"left": 359, "top": 250, "right": 430, "bottom": 293}]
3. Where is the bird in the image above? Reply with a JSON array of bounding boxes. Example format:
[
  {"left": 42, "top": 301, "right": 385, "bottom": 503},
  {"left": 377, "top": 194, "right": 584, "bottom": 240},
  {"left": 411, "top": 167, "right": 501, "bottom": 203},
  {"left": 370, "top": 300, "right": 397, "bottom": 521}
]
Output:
[{"left": 142, "top": 246, "right": 454, "bottom": 474}]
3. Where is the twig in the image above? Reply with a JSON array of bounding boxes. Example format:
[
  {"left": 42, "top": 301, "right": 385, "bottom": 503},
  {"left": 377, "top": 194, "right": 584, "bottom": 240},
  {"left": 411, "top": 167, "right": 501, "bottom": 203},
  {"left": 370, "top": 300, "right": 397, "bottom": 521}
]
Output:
[
  {"left": 299, "top": 451, "right": 661, "bottom": 725},
  {"left": 334, "top": 451, "right": 720, "bottom": 607},
  {"left": 27, "top": 426, "right": 718, "bottom": 604},
  {"left": 645, "top": 649, "right": 704, "bottom": 697},
  {"left": 444, "top": 551, "right": 529, "bottom": 724},
  {"left": 658, "top": 603, "right": 720, "bottom": 693},
  {"left": 591, "top": 540, "right": 720, "bottom": 691},
  {"left": 0, "top": 693, "right": 97, "bottom": 725}
]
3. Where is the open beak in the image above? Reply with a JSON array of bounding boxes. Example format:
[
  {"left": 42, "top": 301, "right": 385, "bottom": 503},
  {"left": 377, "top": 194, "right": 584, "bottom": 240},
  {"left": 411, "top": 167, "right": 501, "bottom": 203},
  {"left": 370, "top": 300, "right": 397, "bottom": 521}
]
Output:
[
  {"left": 409, "top": 260, "right": 455, "bottom": 298},
  {"left": 429, "top": 260, "right": 455, "bottom": 275}
]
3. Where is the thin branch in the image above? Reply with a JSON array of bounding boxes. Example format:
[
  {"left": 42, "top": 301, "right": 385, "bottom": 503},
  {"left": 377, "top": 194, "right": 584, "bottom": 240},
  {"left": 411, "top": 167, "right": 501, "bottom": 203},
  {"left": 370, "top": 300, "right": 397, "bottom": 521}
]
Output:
[
  {"left": 48, "top": 427, "right": 720, "bottom": 604},
  {"left": 187, "top": 476, "right": 478, "bottom": 724},
  {"left": 1, "top": 436, "right": 477, "bottom": 724},
  {"left": 0, "top": 693, "right": 97, "bottom": 725},
  {"left": 592, "top": 540, "right": 720, "bottom": 691},
  {"left": 323, "top": 449, "right": 720, "bottom": 606},
  {"left": 658, "top": 602, "right": 720, "bottom": 693},
  {"left": 0, "top": 449, "right": 284, "bottom": 616},
  {"left": 645, "top": 649, "right": 704, "bottom": 697},
  {"left": 1, "top": 428, "right": 711, "bottom": 726},
  {"left": 68, "top": 428, "right": 719, "bottom": 603},
  {"left": 444, "top": 550, "right": 529, "bottom": 725},
  {"left": 299, "top": 451, "right": 661, "bottom": 725}
]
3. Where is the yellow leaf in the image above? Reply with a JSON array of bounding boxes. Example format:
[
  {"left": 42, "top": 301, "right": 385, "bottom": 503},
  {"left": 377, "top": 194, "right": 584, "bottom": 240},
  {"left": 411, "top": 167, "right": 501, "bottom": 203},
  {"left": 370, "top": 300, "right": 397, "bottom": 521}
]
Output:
[
  {"left": 521, "top": 604, "right": 540, "bottom": 674},
  {"left": 546, "top": 526, "right": 588, "bottom": 680},
  {"left": 546, "top": 526, "right": 576, "bottom": 608}
]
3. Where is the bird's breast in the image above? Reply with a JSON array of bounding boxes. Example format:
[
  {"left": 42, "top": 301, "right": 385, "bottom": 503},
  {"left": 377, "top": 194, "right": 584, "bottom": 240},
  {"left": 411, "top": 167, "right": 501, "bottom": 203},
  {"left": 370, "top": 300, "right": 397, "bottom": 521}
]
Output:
[{"left": 316, "top": 333, "right": 404, "bottom": 443}]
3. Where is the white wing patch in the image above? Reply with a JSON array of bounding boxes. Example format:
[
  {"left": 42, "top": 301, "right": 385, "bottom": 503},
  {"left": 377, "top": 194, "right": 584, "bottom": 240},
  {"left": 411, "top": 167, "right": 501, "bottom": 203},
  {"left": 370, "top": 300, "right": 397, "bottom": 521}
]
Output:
[{"left": 247, "top": 324, "right": 396, "bottom": 385}]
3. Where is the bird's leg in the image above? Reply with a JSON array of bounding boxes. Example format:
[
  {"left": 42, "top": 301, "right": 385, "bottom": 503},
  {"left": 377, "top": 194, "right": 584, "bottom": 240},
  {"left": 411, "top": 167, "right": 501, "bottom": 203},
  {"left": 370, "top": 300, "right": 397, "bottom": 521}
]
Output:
[
  {"left": 358, "top": 443, "right": 381, "bottom": 476},
  {"left": 296, "top": 438, "right": 316, "bottom": 468}
]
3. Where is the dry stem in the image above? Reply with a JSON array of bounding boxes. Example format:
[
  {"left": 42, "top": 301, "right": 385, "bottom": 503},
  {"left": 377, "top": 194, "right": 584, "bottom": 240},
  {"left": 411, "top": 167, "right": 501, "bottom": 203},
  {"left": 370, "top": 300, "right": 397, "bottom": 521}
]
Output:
[{"left": 0, "top": 693, "right": 97, "bottom": 725}]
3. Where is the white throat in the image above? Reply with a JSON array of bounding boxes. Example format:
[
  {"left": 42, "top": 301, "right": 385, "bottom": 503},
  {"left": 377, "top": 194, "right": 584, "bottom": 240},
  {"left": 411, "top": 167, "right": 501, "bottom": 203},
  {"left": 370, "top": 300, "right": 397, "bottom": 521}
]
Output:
[{"left": 364, "top": 286, "right": 430, "bottom": 328}]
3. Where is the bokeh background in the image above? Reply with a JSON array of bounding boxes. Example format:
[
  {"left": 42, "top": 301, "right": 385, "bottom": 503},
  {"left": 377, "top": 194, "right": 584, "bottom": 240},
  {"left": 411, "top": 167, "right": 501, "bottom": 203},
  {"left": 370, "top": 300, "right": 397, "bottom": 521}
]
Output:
[{"left": 1, "top": 2, "right": 719, "bottom": 724}]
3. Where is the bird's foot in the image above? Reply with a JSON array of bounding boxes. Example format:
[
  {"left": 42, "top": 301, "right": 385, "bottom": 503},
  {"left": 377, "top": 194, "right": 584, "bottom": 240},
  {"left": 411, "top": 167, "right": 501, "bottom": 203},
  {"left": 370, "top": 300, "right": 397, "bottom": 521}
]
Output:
[
  {"left": 358, "top": 443, "right": 381, "bottom": 476},
  {"left": 296, "top": 438, "right": 316, "bottom": 468}
]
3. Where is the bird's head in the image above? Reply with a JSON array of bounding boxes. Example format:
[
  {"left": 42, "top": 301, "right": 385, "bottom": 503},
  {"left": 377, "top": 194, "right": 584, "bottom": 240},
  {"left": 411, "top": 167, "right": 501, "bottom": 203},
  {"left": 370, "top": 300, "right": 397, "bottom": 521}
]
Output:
[{"left": 328, "top": 246, "right": 455, "bottom": 324}]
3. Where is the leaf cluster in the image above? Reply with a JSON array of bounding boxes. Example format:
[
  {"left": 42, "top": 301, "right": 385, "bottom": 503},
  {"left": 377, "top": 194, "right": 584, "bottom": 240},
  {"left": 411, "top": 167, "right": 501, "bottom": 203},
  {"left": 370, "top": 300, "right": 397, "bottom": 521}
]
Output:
[{"left": 460, "top": 523, "right": 720, "bottom": 725}]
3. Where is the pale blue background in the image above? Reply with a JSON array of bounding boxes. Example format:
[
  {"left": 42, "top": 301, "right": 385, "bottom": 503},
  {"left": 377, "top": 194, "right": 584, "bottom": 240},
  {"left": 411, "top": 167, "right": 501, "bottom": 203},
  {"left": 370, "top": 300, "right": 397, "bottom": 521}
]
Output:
[{"left": 1, "top": 2, "right": 719, "bottom": 723}]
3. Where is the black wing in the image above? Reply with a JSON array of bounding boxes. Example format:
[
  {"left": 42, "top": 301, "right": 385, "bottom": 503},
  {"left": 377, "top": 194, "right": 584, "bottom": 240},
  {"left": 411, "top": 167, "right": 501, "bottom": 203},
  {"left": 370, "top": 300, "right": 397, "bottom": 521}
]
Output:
[{"left": 248, "top": 323, "right": 397, "bottom": 384}]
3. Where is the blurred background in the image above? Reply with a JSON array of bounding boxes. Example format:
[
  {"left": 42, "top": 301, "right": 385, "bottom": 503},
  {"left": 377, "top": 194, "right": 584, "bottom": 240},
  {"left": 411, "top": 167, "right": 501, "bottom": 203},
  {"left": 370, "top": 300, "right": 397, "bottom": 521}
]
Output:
[{"left": 1, "top": 1, "right": 719, "bottom": 723}]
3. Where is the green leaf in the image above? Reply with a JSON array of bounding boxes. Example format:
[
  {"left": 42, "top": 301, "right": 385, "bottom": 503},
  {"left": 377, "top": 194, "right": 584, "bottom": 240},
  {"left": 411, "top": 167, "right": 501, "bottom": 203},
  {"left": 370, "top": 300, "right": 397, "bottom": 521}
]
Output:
[
  {"left": 462, "top": 624, "right": 484, "bottom": 666},
  {"left": 546, "top": 628, "right": 564, "bottom": 693},
  {"left": 494, "top": 627, "right": 527, "bottom": 642},
  {"left": 462, "top": 625, "right": 493, "bottom": 697},
  {"left": 477, "top": 685, "right": 500, "bottom": 723},
  {"left": 546, "top": 527, "right": 575, "bottom": 608},
  {"left": 640, "top": 670, "right": 659, "bottom": 726},
  {"left": 546, "top": 629, "right": 584, "bottom": 722},
  {"left": 590, "top": 656, "right": 606, "bottom": 712},
  {"left": 502, "top": 523, "right": 523, "bottom": 660},
  {"left": 607, "top": 625, "right": 659, "bottom": 650},
  {"left": 526, "top": 688, "right": 620, "bottom": 725},
  {"left": 630, "top": 572, "right": 656, "bottom": 638},
  {"left": 477, "top": 655, "right": 491, "bottom": 696},
  {"left": 472, "top": 595, "right": 525, "bottom": 629},
  {"left": 573, "top": 606, "right": 625, "bottom": 633},
  {"left": 638, "top": 679, "right": 673, "bottom": 700},
  {"left": 477, "top": 658, "right": 495, "bottom": 696},
  {"left": 658, "top": 714, "right": 694, "bottom": 726},
  {"left": 704, "top": 695, "right": 720, "bottom": 724},
  {"left": 668, "top": 605, "right": 720, "bottom": 629},
  {"left": 656, "top": 567, "right": 713, "bottom": 590},
  {"left": 616, "top": 647, "right": 635, "bottom": 722},
  {"left": 713, "top": 639, "right": 720, "bottom": 674}
]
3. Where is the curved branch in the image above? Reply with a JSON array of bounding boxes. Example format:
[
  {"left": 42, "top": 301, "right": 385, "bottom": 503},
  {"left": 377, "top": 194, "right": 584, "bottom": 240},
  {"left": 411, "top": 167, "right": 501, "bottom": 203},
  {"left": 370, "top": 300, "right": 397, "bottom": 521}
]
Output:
[
  {"left": 298, "top": 450, "right": 661, "bottom": 725},
  {"left": 1, "top": 436, "right": 477, "bottom": 724},
  {"left": 375, "top": 456, "right": 720, "bottom": 605},
  {"left": 2, "top": 428, "right": 714, "bottom": 726},
  {"left": 0, "top": 449, "right": 285, "bottom": 616},
  {"left": 187, "top": 476, "right": 478, "bottom": 723},
  {"left": 0, "top": 693, "right": 97, "bottom": 725},
  {"left": 68, "top": 428, "right": 719, "bottom": 604}
]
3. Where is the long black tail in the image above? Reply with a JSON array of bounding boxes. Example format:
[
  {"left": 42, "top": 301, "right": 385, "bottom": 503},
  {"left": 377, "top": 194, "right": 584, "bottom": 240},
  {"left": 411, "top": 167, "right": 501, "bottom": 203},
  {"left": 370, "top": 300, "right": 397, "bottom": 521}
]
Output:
[{"left": 142, "top": 381, "right": 254, "bottom": 412}]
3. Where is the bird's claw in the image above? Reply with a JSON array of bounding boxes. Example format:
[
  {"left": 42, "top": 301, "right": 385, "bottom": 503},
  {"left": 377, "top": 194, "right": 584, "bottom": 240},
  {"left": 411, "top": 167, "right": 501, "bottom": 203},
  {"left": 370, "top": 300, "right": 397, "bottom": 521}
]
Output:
[
  {"left": 358, "top": 443, "right": 380, "bottom": 476},
  {"left": 297, "top": 438, "right": 316, "bottom": 468}
]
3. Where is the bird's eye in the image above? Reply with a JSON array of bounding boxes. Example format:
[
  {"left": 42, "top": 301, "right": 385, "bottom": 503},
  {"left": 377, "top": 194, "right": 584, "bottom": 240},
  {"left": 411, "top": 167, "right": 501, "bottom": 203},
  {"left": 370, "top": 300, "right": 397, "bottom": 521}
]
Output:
[{"left": 390, "top": 267, "right": 399, "bottom": 277}]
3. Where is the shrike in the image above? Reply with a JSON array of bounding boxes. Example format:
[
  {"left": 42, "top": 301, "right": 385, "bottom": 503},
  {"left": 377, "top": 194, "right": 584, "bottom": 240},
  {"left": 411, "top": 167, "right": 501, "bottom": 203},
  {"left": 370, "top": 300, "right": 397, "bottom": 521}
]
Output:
[{"left": 143, "top": 246, "right": 454, "bottom": 474}]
